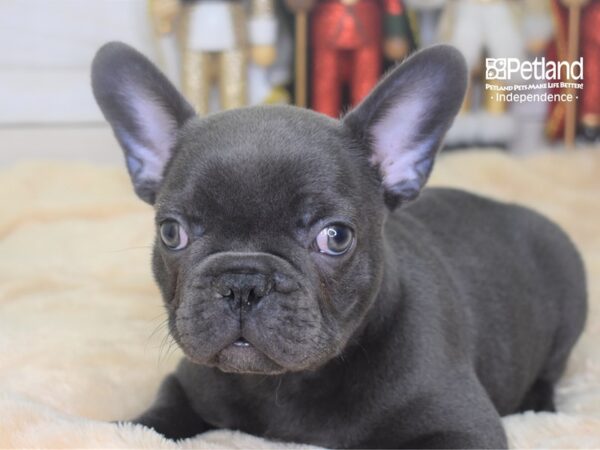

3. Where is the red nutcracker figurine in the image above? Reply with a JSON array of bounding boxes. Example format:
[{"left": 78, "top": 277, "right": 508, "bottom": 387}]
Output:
[
  {"left": 547, "top": 0, "right": 600, "bottom": 142},
  {"left": 301, "top": 0, "right": 413, "bottom": 117}
]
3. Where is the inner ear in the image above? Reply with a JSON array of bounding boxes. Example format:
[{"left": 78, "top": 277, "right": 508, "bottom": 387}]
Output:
[
  {"left": 91, "top": 42, "right": 195, "bottom": 204},
  {"left": 118, "top": 87, "right": 180, "bottom": 184},
  {"left": 369, "top": 93, "right": 439, "bottom": 195},
  {"left": 343, "top": 45, "right": 468, "bottom": 208}
]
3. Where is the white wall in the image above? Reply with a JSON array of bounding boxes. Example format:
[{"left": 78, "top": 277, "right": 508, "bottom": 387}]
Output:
[{"left": 0, "top": 0, "right": 157, "bottom": 124}]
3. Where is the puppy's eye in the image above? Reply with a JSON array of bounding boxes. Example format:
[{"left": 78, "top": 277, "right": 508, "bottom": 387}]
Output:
[
  {"left": 159, "top": 220, "right": 189, "bottom": 250},
  {"left": 315, "top": 224, "right": 354, "bottom": 256}
]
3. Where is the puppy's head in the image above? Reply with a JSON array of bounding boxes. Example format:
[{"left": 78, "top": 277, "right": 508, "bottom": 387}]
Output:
[{"left": 92, "top": 42, "right": 466, "bottom": 374}]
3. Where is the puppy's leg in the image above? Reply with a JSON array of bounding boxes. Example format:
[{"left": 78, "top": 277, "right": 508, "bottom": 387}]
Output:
[
  {"left": 408, "top": 377, "right": 507, "bottom": 449},
  {"left": 130, "top": 374, "right": 212, "bottom": 440},
  {"left": 370, "top": 375, "right": 507, "bottom": 449},
  {"left": 518, "top": 378, "right": 556, "bottom": 412}
]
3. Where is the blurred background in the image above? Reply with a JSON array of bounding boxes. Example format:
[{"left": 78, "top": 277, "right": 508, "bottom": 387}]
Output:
[{"left": 1, "top": 0, "right": 599, "bottom": 167}]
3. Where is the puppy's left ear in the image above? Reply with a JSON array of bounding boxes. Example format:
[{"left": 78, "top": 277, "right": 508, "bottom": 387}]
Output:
[
  {"left": 92, "top": 42, "right": 195, "bottom": 204},
  {"left": 343, "top": 45, "right": 467, "bottom": 208}
]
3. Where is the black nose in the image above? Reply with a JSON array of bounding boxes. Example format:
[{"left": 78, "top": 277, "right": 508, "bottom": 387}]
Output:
[{"left": 213, "top": 273, "right": 273, "bottom": 310}]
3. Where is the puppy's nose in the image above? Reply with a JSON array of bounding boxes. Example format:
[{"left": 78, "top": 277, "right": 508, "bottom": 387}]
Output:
[{"left": 213, "top": 273, "right": 273, "bottom": 310}]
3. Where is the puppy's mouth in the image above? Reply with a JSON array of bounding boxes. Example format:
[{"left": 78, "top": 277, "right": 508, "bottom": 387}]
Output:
[
  {"left": 209, "top": 335, "right": 285, "bottom": 375},
  {"left": 232, "top": 337, "right": 251, "bottom": 347}
]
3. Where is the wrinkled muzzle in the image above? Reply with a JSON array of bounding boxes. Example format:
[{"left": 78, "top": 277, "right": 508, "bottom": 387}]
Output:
[{"left": 170, "top": 252, "right": 337, "bottom": 374}]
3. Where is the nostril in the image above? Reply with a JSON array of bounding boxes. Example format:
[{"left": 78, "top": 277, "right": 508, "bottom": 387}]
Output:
[
  {"left": 213, "top": 273, "right": 274, "bottom": 309},
  {"left": 246, "top": 288, "right": 258, "bottom": 306}
]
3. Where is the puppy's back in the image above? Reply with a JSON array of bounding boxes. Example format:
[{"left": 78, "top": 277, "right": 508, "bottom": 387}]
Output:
[{"left": 391, "top": 187, "right": 587, "bottom": 415}]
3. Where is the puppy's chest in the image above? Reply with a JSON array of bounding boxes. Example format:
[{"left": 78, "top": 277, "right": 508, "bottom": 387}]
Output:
[{"left": 190, "top": 377, "right": 365, "bottom": 445}]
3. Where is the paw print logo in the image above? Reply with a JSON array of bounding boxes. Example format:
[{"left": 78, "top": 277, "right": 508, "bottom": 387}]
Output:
[{"left": 485, "top": 58, "right": 506, "bottom": 80}]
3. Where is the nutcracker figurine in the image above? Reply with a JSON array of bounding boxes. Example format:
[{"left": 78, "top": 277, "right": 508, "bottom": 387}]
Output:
[
  {"left": 288, "top": 0, "right": 413, "bottom": 117},
  {"left": 512, "top": 0, "right": 554, "bottom": 154},
  {"left": 247, "top": 9, "right": 294, "bottom": 106},
  {"left": 440, "top": 0, "right": 525, "bottom": 148},
  {"left": 405, "top": 0, "right": 445, "bottom": 49},
  {"left": 441, "top": 0, "right": 525, "bottom": 148},
  {"left": 149, "top": 0, "right": 279, "bottom": 114},
  {"left": 546, "top": 0, "right": 600, "bottom": 142}
]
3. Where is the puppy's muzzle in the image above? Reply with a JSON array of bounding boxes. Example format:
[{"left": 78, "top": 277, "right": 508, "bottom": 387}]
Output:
[{"left": 177, "top": 252, "right": 313, "bottom": 371}]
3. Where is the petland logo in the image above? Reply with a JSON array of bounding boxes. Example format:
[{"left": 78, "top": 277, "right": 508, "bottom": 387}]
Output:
[{"left": 486, "top": 57, "right": 584, "bottom": 81}]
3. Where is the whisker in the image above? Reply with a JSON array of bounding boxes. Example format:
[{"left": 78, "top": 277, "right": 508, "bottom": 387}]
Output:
[
  {"left": 147, "top": 316, "right": 170, "bottom": 342},
  {"left": 157, "top": 330, "right": 175, "bottom": 366}
]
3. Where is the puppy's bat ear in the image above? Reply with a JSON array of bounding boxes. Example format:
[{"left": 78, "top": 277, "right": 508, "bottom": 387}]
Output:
[
  {"left": 91, "top": 42, "right": 195, "bottom": 204},
  {"left": 343, "top": 45, "right": 467, "bottom": 209}
]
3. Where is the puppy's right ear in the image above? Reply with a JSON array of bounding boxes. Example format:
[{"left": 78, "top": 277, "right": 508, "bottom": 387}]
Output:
[{"left": 92, "top": 42, "right": 195, "bottom": 204}]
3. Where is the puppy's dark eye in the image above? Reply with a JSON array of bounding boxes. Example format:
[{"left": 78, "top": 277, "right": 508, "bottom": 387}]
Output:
[
  {"left": 159, "top": 220, "right": 189, "bottom": 250},
  {"left": 315, "top": 224, "right": 354, "bottom": 256}
]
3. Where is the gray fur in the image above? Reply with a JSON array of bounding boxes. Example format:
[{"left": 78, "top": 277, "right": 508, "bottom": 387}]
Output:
[{"left": 92, "top": 42, "right": 587, "bottom": 449}]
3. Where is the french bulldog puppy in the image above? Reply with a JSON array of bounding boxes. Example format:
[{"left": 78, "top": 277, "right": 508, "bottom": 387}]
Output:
[{"left": 92, "top": 42, "right": 587, "bottom": 449}]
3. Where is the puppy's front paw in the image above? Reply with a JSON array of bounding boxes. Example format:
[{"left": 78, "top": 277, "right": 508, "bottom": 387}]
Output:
[{"left": 127, "top": 410, "right": 203, "bottom": 440}]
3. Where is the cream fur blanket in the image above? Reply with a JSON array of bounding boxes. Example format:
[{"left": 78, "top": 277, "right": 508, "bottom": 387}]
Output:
[{"left": 1, "top": 150, "right": 599, "bottom": 448}]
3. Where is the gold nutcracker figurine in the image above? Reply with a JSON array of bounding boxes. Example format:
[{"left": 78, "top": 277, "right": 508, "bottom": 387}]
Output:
[
  {"left": 440, "top": 0, "right": 525, "bottom": 148},
  {"left": 149, "top": 0, "right": 278, "bottom": 114}
]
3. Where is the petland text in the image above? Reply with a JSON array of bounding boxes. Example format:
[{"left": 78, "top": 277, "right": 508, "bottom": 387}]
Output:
[{"left": 486, "top": 57, "right": 584, "bottom": 81}]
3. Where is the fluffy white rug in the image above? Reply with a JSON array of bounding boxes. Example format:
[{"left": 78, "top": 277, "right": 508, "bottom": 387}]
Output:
[{"left": 1, "top": 150, "right": 599, "bottom": 448}]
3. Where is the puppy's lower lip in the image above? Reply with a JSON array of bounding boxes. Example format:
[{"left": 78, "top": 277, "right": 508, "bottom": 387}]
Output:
[{"left": 233, "top": 337, "right": 251, "bottom": 347}]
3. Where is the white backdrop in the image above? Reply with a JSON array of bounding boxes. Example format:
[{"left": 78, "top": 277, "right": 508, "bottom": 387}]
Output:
[{"left": 0, "top": 0, "right": 156, "bottom": 124}]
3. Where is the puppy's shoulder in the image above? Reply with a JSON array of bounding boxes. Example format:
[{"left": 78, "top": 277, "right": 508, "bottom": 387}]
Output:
[
  {"left": 402, "top": 187, "right": 542, "bottom": 224},
  {"left": 390, "top": 187, "right": 568, "bottom": 249},
  {"left": 399, "top": 187, "right": 510, "bottom": 223}
]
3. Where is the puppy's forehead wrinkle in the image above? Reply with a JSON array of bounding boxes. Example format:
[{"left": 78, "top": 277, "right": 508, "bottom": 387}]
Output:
[{"left": 159, "top": 109, "right": 366, "bottom": 229}]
